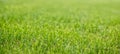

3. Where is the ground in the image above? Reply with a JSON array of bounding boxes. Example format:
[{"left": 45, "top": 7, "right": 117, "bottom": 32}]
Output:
[{"left": 0, "top": 0, "right": 120, "bottom": 54}]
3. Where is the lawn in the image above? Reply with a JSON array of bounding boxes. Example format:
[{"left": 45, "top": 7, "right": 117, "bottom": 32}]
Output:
[{"left": 0, "top": 0, "right": 120, "bottom": 54}]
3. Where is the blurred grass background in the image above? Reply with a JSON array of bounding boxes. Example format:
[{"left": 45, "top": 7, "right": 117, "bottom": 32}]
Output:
[{"left": 0, "top": 0, "right": 120, "bottom": 54}]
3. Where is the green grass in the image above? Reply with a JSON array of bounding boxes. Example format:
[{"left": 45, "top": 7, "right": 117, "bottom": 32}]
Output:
[{"left": 0, "top": 0, "right": 120, "bottom": 54}]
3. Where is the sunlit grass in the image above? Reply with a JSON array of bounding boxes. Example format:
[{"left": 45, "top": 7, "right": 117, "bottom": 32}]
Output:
[{"left": 0, "top": 0, "right": 120, "bottom": 54}]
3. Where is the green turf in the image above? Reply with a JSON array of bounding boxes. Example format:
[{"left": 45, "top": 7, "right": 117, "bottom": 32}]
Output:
[{"left": 0, "top": 0, "right": 120, "bottom": 54}]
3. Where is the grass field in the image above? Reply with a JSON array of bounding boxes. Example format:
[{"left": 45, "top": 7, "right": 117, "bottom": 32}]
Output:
[{"left": 0, "top": 0, "right": 120, "bottom": 54}]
